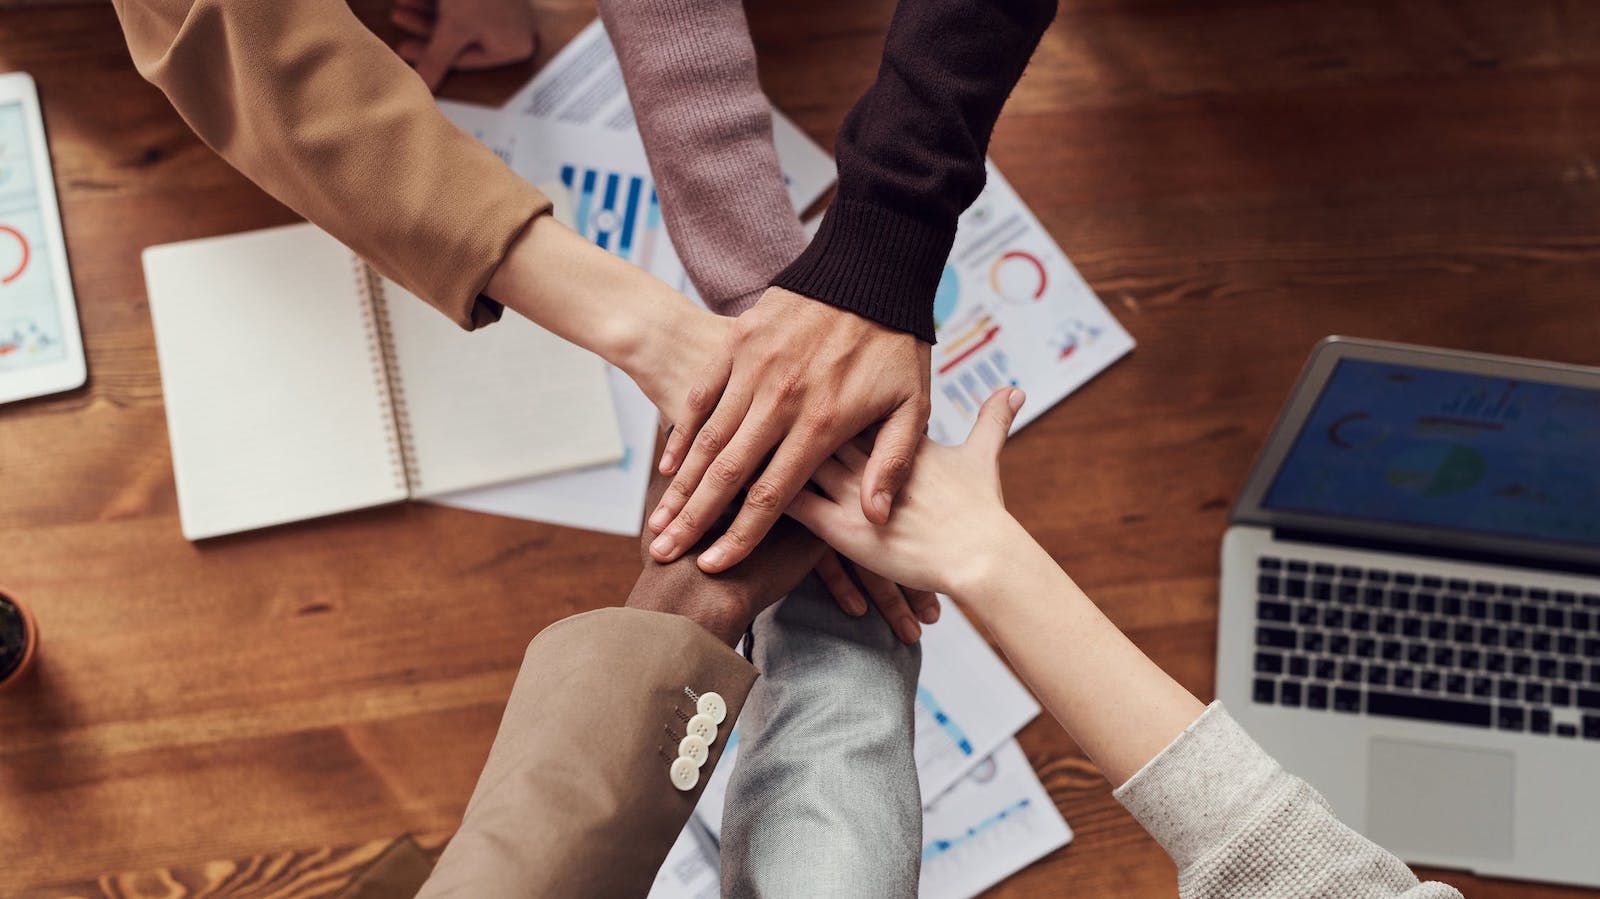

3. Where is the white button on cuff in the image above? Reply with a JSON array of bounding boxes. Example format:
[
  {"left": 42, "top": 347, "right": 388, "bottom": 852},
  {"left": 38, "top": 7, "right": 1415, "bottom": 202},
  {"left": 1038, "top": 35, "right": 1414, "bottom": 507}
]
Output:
[
  {"left": 670, "top": 756, "right": 699, "bottom": 791},
  {"left": 678, "top": 734, "right": 709, "bottom": 767},
  {"left": 696, "top": 691, "right": 727, "bottom": 725},
  {"left": 687, "top": 713, "right": 717, "bottom": 743}
]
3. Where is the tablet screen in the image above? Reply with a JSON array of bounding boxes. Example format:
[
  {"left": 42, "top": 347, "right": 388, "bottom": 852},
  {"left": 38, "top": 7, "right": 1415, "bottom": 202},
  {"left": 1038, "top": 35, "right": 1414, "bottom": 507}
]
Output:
[{"left": 0, "top": 100, "right": 66, "bottom": 373}]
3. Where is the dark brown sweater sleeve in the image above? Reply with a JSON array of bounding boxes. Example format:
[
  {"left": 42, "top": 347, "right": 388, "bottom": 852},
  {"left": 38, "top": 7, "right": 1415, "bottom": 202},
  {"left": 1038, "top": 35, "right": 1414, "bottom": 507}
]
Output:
[{"left": 771, "top": 0, "right": 1057, "bottom": 343}]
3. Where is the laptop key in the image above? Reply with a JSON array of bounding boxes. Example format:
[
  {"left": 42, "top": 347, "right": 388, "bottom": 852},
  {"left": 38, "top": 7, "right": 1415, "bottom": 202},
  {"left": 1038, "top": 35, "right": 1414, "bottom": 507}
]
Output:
[
  {"left": 1253, "top": 679, "right": 1276, "bottom": 704},
  {"left": 1355, "top": 637, "right": 1376, "bottom": 658},
  {"left": 1524, "top": 682, "right": 1545, "bottom": 704},
  {"left": 1315, "top": 659, "right": 1336, "bottom": 680},
  {"left": 1466, "top": 599, "right": 1488, "bottom": 620},
  {"left": 1531, "top": 709, "right": 1553, "bottom": 734},
  {"left": 1329, "top": 634, "right": 1351, "bottom": 655},
  {"left": 1441, "top": 595, "right": 1463, "bottom": 616},
  {"left": 1486, "top": 652, "right": 1507, "bottom": 673},
  {"left": 1492, "top": 602, "right": 1514, "bottom": 622},
  {"left": 1479, "top": 626, "right": 1501, "bottom": 647},
  {"left": 1498, "top": 679, "right": 1519, "bottom": 700},
  {"left": 1446, "top": 673, "right": 1467, "bottom": 695},
  {"left": 1497, "top": 706, "right": 1525, "bottom": 731},
  {"left": 1471, "top": 676, "right": 1492, "bottom": 698},
  {"left": 1520, "top": 605, "right": 1541, "bottom": 626},
  {"left": 1416, "top": 593, "right": 1438, "bottom": 614},
  {"left": 1288, "top": 655, "right": 1310, "bottom": 677},
  {"left": 1368, "top": 664, "right": 1390, "bottom": 686},
  {"left": 1286, "top": 560, "right": 1309, "bottom": 574},
  {"left": 1314, "top": 563, "right": 1336, "bottom": 578},
  {"left": 1558, "top": 723, "right": 1579, "bottom": 738},
  {"left": 1368, "top": 569, "right": 1391, "bottom": 584},
  {"left": 1258, "top": 575, "right": 1282, "bottom": 596},
  {"left": 1578, "top": 688, "right": 1600, "bottom": 711},
  {"left": 1311, "top": 581, "right": 1332, "bottom": 601},
  {"left": 1585, "top": 715, "right": 1600, "bottom": 740},
  {"left": 1366, "top": 690, "right": 1492, "bottom": 727},
  {"left": 1340, "top": 662, "right": 1363, "bottom": 683},
  {"left": 1407, "top": 644, "right": 1429, "bottom": 665},
  {"left": 1257, "top": 627, "right": 1296, "bottom": 649},
  {"left": 1257, "top": 600, "right": 1292, "bottom": 622},
  {"left": 1333, "top": 688, "right": 1361, "bottom": 713},
  {"left": 1306, "top": 684, "right": 1329, "bottom": 710},
  {"left": 1280, "top": 680, "right": 1303, "bottom": 707},
  {"left": 1394, "top": 573, "right": 1417, "bottom": 586},
  {"left": 1552, "top": 685, "right": 1572, "bottom": 706},
  {"left": 1303, "top": 631, "right": 1325, "bottom": 653},
  {"left": 1460, "top": 649, "right": 1481, "bottom": 670},
  {"left": 1255, "top": 652, "right": 1284, "bottom": 674},
  {"left": 1393, "top": 668, "right": 1416, "bottom": 689},
  {"left": 1285, "top": 579, "right": 1307, "bottom": 599},
  {"left": 1531, "top": 632, "right": 1552, "bottom": 653},
  {"left": 1388, "top": 590, "right": 1412, "bottom": 611},
  {"left": 1420, "top": 671, "right": 1441, "bottom": 692},
  {"left": 1259, "top": 557, "right": 1283, "bottom": 571}
]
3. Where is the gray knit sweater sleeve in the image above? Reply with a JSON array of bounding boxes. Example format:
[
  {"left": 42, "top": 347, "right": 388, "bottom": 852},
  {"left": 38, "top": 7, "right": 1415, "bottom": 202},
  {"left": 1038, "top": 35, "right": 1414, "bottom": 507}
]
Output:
[{"left": 1113, "top": 702, "right": 1464, "bottom": 898}]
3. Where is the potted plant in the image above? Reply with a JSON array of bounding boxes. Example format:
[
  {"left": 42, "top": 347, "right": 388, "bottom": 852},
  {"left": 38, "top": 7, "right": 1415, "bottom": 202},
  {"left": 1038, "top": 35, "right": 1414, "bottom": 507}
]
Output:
[{"left": 0, "top": 589, "right": 38, "bottom": 691}]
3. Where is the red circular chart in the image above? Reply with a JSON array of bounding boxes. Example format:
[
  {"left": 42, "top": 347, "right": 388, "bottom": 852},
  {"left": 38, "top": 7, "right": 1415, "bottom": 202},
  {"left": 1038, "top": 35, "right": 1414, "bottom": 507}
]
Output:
[{"left": 0, "top": 224, "right": 29, "bottom": 285}]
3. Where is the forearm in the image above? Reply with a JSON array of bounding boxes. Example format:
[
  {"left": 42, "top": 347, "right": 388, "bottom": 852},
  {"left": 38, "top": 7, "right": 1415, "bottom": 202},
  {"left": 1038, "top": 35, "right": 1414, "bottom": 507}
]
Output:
[
  {"left": 599, "top": 0, "right": 805, "bottom": 315},
  {"left": 772, "top": 0, "right": 1058, "bottom": 341},
  {"left": 954, "top": 526, "right": 1204, "bottom": 787},
  {"left": 112, "top": 0, "right": 547, "bottom": 328},
  {"left": 485, "top": 215, "right": 702, "bottom": 383}
]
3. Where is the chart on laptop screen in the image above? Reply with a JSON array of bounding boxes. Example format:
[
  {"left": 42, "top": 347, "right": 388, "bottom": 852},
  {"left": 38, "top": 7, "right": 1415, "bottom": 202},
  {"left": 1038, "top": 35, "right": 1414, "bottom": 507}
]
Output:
[
  {"left": 1264, "top": 358, "right": 1600, "bottom": 547},
  {"left": 0, "top": 102, "right": 66, "bottom": 372}
]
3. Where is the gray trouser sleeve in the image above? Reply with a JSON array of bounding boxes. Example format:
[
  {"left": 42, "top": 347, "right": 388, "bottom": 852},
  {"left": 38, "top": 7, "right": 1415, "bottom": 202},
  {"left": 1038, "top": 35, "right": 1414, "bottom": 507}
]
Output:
[{"left": 720, "top": 573, "right": 922, "bottom": 897}]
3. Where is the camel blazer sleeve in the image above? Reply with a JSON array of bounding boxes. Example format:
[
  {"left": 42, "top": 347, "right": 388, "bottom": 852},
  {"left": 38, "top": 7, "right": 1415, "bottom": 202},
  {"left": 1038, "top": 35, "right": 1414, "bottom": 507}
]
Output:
[
  {"left": 416, "top": 608, "right": 757, "bottom": 897},
  {"left": 110, "top": 0, "right": 551, "bottom": 329}
]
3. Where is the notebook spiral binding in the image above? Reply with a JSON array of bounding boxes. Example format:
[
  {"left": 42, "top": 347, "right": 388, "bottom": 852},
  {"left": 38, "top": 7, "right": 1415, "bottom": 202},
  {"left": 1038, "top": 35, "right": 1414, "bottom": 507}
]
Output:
[{"left": 352, "top": 258, "right": 420, "bottom": 494}]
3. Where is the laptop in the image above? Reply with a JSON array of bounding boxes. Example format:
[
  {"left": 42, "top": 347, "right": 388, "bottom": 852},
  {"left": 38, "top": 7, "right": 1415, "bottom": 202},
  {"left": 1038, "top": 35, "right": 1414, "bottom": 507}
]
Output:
[{"left": 1217, "top": 336, "right": 1600, "bottom": 887}]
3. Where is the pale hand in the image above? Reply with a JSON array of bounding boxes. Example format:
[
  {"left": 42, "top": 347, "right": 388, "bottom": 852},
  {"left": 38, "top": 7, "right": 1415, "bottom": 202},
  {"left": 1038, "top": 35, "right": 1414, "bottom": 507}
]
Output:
[
  {"left": 787, "top": 388, "right": 1027, "bottom": 599},
  {"left": 647, "top": 287, "right": 932, "bottom": 574},
  {"left": 391, "top": 0, "right": 538, "bottom": 91}
]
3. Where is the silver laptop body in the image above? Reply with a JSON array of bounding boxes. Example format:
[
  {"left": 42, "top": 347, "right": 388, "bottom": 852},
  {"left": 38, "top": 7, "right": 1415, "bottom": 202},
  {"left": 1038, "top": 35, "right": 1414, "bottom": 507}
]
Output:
[{"left": 1217, "top": 337, "right": 1600, "bottom": 887}]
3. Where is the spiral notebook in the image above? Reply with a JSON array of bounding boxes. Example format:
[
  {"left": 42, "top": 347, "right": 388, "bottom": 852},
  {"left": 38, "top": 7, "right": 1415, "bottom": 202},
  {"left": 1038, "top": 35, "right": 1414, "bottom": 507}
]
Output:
[{"left": 143, "top": 223, "right": 623, "bottom": 540}]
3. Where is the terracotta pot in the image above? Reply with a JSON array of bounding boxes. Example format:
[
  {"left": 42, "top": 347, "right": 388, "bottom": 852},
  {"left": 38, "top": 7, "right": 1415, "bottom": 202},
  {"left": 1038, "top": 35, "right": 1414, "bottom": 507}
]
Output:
[{"left": 0, "top": 588, "right": 38, "bottom": 692}]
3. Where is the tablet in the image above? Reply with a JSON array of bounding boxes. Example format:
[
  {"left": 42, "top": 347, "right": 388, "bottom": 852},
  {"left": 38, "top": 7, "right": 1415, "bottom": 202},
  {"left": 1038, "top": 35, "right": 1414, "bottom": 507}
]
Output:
[{"left": 0, "top": 72, "right": 86, "bottom": 404}]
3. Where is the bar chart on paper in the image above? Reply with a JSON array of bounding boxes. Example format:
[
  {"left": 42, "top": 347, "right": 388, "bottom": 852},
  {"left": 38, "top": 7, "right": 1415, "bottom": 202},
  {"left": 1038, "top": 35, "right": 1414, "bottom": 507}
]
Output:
[
  {"left": 560, "top": 165, "right": 668, "bottom": 270},
  {"left": 919, "top": 740, "right": 1073, "bottom": 899}
]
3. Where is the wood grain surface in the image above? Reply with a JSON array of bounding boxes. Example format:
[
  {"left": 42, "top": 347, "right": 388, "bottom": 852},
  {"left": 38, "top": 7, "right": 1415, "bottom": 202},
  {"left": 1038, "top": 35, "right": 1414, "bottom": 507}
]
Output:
[{"left": 2, "top": 0, "right": 1597, "bottom": 896}]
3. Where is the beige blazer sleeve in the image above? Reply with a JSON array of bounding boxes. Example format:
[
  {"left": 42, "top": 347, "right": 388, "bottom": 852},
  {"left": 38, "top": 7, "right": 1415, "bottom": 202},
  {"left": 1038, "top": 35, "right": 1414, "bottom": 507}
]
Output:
[
  {"left": 110, "top": 0, "right": 551, "bottom": 329},
  {"left": 417, "top": 607, "right": 757, "bottom": 898}
]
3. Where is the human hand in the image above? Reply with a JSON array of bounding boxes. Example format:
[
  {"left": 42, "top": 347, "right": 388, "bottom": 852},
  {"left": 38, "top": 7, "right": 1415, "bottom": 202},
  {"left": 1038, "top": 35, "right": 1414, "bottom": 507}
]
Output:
[
  {"left": 815, "top": 552, "right": 940, "bottom": 644},
  {"left": 627, "top": 471, "right": 826, "bottom": 646},
  {"left": 645, "top": 287, "right": 932, "bottom": 574},
  {"left": 391, "top": 0, "right": 538, "bottom": 92},
  {"left": 787, "top": 388, "right": 1027, "bottom": 599}
]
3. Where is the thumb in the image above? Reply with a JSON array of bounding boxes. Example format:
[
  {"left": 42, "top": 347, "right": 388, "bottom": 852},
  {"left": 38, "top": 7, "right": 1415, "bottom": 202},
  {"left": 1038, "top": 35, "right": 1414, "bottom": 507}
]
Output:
[
  {"left": 412, "top": 29, "right": 470, "bottom": 91},
  {"left": 860, "top": 401, "right": 925, "bottom": 524},
  {"left": 965, "top": 388, "right": 1024, "bottom": 459}
]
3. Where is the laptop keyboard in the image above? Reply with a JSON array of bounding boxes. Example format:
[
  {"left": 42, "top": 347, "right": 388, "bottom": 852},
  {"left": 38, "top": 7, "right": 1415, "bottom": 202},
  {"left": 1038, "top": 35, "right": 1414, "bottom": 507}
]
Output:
[{"left": 1252, "top": 556, "right": 1600, "bottom": 741}]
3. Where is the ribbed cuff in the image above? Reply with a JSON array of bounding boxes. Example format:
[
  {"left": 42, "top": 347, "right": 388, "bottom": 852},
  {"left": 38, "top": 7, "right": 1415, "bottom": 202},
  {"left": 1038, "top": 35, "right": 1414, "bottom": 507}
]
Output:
[{"left": 771, "top": 198, "right": 951, "bottom": 343}]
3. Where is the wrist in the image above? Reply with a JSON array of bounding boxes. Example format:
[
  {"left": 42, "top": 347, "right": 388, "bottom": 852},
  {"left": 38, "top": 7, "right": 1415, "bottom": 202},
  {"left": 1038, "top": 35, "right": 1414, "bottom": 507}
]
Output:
[
  {"left": 944, "top": 514, "right": 1034, "bottom": 607},
  {"left": 626, "top": 568, "right": 750, "bottom": 646}
]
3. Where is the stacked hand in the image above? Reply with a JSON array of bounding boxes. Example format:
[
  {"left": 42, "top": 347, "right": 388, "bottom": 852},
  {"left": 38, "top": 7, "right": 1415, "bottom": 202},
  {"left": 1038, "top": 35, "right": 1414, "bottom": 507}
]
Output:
[
  {"left": 646, "top": 287, "right": 932, "bottom": 574},
  {"left": 787, "top": 388, "right": 1027, "bottom": 601}
]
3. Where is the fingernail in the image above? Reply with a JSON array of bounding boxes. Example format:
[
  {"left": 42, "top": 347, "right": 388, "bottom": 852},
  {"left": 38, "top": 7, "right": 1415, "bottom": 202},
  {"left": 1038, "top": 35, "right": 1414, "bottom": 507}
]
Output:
[
  {"left": 921, "top": 605, "right": 940, "bottom": 624},
  {"left": 895, "top": 617, "right": 922, "bottom": 643},
  {"left": 648, "top": 506, "right": 671, "bottom": 531},
  {"left": 1008, "top": 388, "right": 1025, "bottom": 412},
  {"left": 849, "top": 597, "right": 869, "bottom": 617},
  {"left": 873, "top": 492, "right": 891, "bottom": 518},
  {"left": 659, "top": 451, "right": 676, "bottom": 473},
  {"left": 701, "top": 545, "right": 727, "bottom": 569},
  {"left": 650, "top": 533, "right": 675, "bottom": 558}
]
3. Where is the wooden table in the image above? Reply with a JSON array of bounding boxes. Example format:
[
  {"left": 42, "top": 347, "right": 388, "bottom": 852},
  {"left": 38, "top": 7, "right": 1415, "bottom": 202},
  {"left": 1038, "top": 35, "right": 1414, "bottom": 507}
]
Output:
[{"left": 2, "top": 0, "right": 1597, "bottom": 895}]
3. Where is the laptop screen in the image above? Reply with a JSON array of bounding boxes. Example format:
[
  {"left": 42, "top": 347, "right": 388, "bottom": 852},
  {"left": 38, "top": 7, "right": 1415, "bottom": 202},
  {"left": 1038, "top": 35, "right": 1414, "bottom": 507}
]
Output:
[{"left": 1262, "top": 358, "right": 1600, "bottom": 549}]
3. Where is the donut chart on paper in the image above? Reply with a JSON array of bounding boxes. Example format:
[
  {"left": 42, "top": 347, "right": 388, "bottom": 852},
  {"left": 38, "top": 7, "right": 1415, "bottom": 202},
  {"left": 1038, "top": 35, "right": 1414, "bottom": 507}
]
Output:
[
  {"left": 0, "top": 224, "right": 29, "bottom": 285},
  {"left": 988, "top": 250, "right": 1046, "bottom": 304}
]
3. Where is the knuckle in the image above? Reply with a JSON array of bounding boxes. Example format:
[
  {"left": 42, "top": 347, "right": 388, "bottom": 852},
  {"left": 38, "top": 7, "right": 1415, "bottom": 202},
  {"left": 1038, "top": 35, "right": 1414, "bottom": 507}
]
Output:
[
  {"left": 744, "top": 481, "right": 784, "bottom": 513},
  {"left": 694, "top": 426, "right": 725, "bottom": 455},
  {"left": 686, "top": 382, "right": 716, "bottom": 414},
  {"left": 718, "top": 526, "right": 753, "bottom": 552},
  {"left": 772, "top": 368, "right": 807, "bottom": 407},
  {"left": 800, "top": 409, "right": 838, "bottom": 439},
  {"left": 879, "top": 453, "right": 915, "bottom": 484},
  {"left": 666, "top": 477, "right": 695, "bottom": 502},
  {"left": 670, "top": 507, "right": 700, "bottom": 536},
  {"left": 707, "top": 457, "right": 746, "bottom": 489}
]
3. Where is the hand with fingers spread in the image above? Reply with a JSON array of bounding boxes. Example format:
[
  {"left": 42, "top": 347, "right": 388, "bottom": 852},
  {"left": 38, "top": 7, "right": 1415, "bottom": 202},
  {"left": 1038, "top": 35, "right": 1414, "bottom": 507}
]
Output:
[
  {"left": 787, "top": 388, "right": 1027, "bottom": 599},
  {"left": 645, "top": 286, "right": 932, "bottom": 574},
  {"left": 391, "top": 0, "right": 538, "bottom": 92}
]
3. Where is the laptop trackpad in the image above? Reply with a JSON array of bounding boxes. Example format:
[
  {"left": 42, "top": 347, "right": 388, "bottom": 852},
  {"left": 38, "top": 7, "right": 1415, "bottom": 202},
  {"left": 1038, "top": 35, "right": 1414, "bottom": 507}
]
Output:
[{"left": 1365, "top": 738, "right": 1515, "bottom": 861}]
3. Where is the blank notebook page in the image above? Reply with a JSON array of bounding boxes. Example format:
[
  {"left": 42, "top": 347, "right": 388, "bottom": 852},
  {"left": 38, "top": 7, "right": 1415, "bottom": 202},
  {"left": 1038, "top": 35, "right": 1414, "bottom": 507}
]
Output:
[
  {"left": 144, "top": 224, "right": 407, "bottom": 539},
  {"left": 378, "top": 278, "right": 623, "bottom": 496}
]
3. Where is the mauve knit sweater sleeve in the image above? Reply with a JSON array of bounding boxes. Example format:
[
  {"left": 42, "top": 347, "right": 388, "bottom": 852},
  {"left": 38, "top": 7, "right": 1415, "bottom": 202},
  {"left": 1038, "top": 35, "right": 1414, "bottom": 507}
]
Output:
[
  {"left": 598, "top": 0, "right": 807, "bottom": 318},
  {"left": 772, "top": 0, "right": 1058, "bottom": 342},
  {"left": 1115, "top": 703, "right": 1465, "bottom": 898}
]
